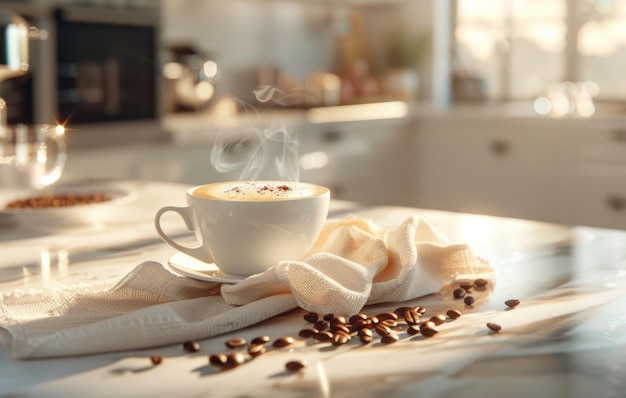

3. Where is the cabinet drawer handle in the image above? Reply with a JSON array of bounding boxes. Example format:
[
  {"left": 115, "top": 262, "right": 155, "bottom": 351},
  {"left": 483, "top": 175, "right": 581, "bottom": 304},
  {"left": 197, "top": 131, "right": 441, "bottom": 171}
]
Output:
[
  {"left": 607, "top": 195, "right": 626, "bottom": 211},
  {"left": 612, "top": 129, "right": 626, "bottom": 141},
  {"left": 321, "top": 131, "right": 342, "bottom": 143},
  {"left": 490, "top": 140, "right": 510, "bottom": 155}
]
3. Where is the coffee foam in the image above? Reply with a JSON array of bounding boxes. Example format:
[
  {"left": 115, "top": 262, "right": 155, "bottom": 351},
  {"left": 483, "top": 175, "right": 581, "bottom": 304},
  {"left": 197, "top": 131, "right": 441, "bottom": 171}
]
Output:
[{"left": 193, "top": 181, "right": 325, "bottom": 201}]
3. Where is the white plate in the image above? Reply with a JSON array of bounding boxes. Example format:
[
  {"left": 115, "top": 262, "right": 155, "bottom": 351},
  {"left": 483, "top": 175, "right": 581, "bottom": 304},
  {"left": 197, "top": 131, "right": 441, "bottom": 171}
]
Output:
[
  {"left": 168, "top": 252, "right": 246, "bottom": 284},
  {"left": 0, "top": 181, "right": 137, "bottom": 225}
]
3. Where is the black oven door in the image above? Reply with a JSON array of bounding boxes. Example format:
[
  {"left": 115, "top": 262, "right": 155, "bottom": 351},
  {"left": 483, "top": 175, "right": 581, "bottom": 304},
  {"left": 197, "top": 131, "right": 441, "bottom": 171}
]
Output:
[{"left": 55, "top": 8, "right": 157, "bottom": 124}]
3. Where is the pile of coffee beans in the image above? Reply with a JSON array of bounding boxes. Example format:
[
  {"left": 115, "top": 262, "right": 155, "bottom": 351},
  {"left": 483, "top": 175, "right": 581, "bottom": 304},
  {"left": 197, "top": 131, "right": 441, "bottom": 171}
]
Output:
[
  {"left": 5, "top": 192, "right": 113, "bottom": 209},
  {"left": 148, "top": 278, "right": 520, "bottom": 373}
]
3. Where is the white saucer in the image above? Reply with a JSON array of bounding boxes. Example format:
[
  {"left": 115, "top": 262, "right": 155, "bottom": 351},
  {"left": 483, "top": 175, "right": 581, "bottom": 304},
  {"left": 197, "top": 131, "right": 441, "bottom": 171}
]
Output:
[{"left": 168, "top": 252, "right": 246, "bottom": 284}]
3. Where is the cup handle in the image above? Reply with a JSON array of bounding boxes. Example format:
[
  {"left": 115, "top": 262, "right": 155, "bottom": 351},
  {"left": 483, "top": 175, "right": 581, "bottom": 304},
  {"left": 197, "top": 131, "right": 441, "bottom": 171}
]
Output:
[
  {"left": 154, "top": 206, "right": 213, "bottom": 262},
  {"left": 40, "top": 126, "right": 67, "bottom": 187}
]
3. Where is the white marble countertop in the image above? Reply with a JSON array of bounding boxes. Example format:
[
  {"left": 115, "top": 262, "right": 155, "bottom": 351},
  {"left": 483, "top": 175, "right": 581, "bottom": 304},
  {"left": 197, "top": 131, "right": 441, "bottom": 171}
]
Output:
[{"left": 2, "top": 180, "right": 626, "bottom": 397}]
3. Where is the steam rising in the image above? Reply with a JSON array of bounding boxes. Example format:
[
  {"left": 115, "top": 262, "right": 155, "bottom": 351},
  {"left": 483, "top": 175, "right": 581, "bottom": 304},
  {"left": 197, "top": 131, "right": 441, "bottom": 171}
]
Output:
[
  {"left": 253, "top": 85, "right": 318, "bottom": 107},
  {"left": 210, "top": 86, "right": 323, "bottom": 182}
]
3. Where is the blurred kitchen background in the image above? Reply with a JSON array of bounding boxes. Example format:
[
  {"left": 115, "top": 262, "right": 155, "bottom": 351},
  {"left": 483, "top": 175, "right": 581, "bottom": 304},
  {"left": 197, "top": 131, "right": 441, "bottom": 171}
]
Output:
[{"left": 1, "top": 0, "right": 626, "bottom": 229}]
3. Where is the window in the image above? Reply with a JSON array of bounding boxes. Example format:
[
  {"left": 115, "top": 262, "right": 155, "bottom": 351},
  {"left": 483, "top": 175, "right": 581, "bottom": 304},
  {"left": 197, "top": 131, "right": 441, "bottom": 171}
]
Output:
[{"left": 455, "top": 0, "right": 626, "bottom": 114}]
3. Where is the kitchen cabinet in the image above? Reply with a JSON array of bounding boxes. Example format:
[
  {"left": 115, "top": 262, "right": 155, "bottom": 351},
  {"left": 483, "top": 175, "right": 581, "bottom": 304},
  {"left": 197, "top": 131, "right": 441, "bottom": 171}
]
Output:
[{"left": 414, "top": 113, "right": 626, "bottom": 230}]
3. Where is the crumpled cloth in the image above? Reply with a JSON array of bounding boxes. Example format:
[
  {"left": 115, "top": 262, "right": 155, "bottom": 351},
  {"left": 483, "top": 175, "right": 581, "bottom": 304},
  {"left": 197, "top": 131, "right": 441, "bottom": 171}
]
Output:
[{"left": 0, "top": 215, "right": 492, "bottom": 359}]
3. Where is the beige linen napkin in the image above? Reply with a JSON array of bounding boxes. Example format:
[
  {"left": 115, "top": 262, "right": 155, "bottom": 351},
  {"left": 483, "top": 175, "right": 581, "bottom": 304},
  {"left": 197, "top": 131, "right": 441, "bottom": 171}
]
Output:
[{"left": 0, "top": 215, "right": 492, "bottom": 359}]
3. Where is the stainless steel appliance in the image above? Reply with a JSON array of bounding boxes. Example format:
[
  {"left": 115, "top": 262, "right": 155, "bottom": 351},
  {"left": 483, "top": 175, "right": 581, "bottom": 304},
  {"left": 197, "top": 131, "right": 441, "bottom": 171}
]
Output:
[{"left": 0, "top": 1, "right": 164, "bottom": 147}]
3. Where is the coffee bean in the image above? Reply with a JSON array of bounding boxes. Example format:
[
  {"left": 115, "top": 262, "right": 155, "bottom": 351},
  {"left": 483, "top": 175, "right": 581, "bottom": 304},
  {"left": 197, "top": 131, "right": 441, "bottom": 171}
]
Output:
[
  {"left": 487, "top": 322, "right": 502, "bottom": 332},
  {"left": 381, "top": 333, "right": 399, "bottom": 344},
  {"left": 330, "top": 315, "right": 347, "bottom": 325},
  {"left": 406, "top": 325, "right": 421, "bottom": 336},
  {"left": 403, "top": 308, "right": 420, "bottom": 325},
  {"left": 209, "top": 353, "right": 228, "bottom": 367},
  {"left": 429, "top": 314, "right": 447, "bottom": 326},
  {"left": 415, "top": 306, "right": 427, "bottom": 314},
  {"left": 367, "top": 315, "right": 380, "bottom": 325},
  {"left": 375, "top": 324, "right": 392, "bottom": 336},
  {"left": 505, "top": 299, "right": 520, "bottom": 308},
  {"left": 332, "top": 333, "right": 350, "bottom": 346},
  {"left": 446, "top": 309, "right": 462, "bottom": 319},
  {"left": 349, "top": 313, "right": 368, "bottom": 324},
  {"left": 150, "top": 355, "right": 162, "bottom": 365},
  {"left": 453, "top": 288, "right": 466, "bottom": 298},
  {"left": 394, "top": 306, "right": 412, "bottom": 317},
  {"left": 298, "top": 328, "right": 319, "bottom": 338},
  {"left": 225, "top": 337, "right": 246, "bottom": 349},
  {"left": 358, "top": 328, "right": 373, "bottom": 343},
  {"left": 224, "top": 352, "right": 246, "bottom": 369},
  {"left": 459, "top": 282, "right": 474, "bottom": 291},
  {"left": 376, "top": 312, "right": 399, "bottom": 321},
  {"left": 351, "top": 319, "right": 370, "bottom": 331},
  {"left": 314, "top": 320, "right": 329, "bottom": 330},
  {"left": 273, "top": 336, "right": 295, "bottom": 348},
  {"left": 303, "top": 312, "right": 319, "bottom": 323},
  {"left": 183, "top": 340, "right": 200, "bottom": 353},
  {"left": 313, "top": 330, "right": 334, "bottom": 342},
  {"left": 421, "top": 320, "right": 436, "bottom": 329},
  {"left": 251, "top": 335, "right": 271, "bottom": 345},
  {"left": 330, "top": 324, "right": 351, "bottom": 334},
  {"left": 420, "top": 326, "right": 439, "bottom": 337},
  {"left": 464, "top": 296, "right": 475, "bottom": 306},
  {"left": 380, "top": 319, "right": 398, "bottom": 329},
  {"left": 247, "top": 344, "right": 266, "bottom": 358},
  {"left": 323, "top": 313, "right": 335, "bottom": 321},
  {"left": 285, "top": 360, "right": 307, "bottom": 372},
  {"left": 474, "top": 278, "right": 488, "bottom": 287}
]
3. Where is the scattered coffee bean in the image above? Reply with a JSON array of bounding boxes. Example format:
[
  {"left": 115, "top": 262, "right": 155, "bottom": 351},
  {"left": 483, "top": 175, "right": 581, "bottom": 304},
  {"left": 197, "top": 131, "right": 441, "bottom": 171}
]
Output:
[
  {"left": 381, "top": 333, "right": 400, "bottom": 344},
  {"left": 225, "top": 337, "right": 246, "bottom": 349},
  {"left": 330, "top": 315, "right": 347, "bottom": 326},
  {"left": 453, "top": 288, "right": 466, "bottom": 298},
  {"left": 358, "top": 328, "right": 373, "bottom": 343},
  {"left": 285, "top": 360, "right": 307, "bottom": 372},
  {"left": 332, "top": 332, "right": 350, "bottom": 346},
  {"left": 150, "top": 355, "right": 162, "bottom": 365},
  {"left": 464, "top": 296, "right": 475, "bottom": 306},
  {"left": 459, "top": 282, "right": 474, "bottom": 291},
  {"left": 415, "top": 306, "right": 427, "bottom": 315},
  {"left": 403, "top": 308, "right": 420, "bottom": 325},
  {"left": 183, "top": 340, "right": 200, "bottom": 353},
  {"left": 330, "top": 324, "right": 351, "bottom": 334},
  {"left": 487, "top": 322, "right": 502, "bottom": 333},
  {"left": 375, "top": 324, "right": 392, "bottom": 336},
  {"left": 429, "top": 314, "right": 447, "bottom": 326},
  {"left": 247, "top": 344, "right": 266, "bottom": 358},
  {"left": 474, "top": 278, "right": 488, "bottom": 288},
  {"left": 368, "top": 315, "right": 380, "bottom": 325},
  {"left": 209, "top": 353, "right": 228, "bottom": 367},
  {"left": 505, "top": 299, "right": 520, "bottom": 308},
  {"left": 394, "top": 306, "right": 412, "bottom": 317},
  {"left": 273, "top": 336, "right": 295, "bottom": 348},
  {"left": 376, "top": 312, "right": 399, "bottom": 321},
  {"left": 224, "top": 352, "right": 246, "bottom": 369},
  {"left": 380, "top": 318, "right": 398, "bottom": 329},
  {"left": 314, "top": 320, "right": 329, "bottom": 331},
  {"left": 251, "top": 335, "right": 271, "bottom": 345},
  {"left": 420, "top": 326, "right": 439, "bottom": 337},
  {"left": 349, "top": 313, "right": 368, "bottom": 324},
  {"left": 313, "top": 330, "right": 334, "bottom": 342},
  {"left": 323, "top": 313, "right": 335, "bottom": 321},
  {"left": 303, "top": 312, "right": 319, "bottom": 323},
  {"left": 446, "top": 309, "right": 462, "bottom": 319},
  {"left": 298, "top": 328, "right": 319, "bottom": 338},
  {"left": 406, "top": 325, "right": 421, "bottom": 336}
]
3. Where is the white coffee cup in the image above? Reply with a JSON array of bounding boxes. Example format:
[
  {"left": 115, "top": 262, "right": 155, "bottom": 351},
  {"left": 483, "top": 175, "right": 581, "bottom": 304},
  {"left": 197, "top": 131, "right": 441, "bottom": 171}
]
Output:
[
  {"left": 155, "top": 180, "right": 330, "bottom": 277},
  {"left": 0, "top": 124, "right": 67, "bottom": 191}
]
